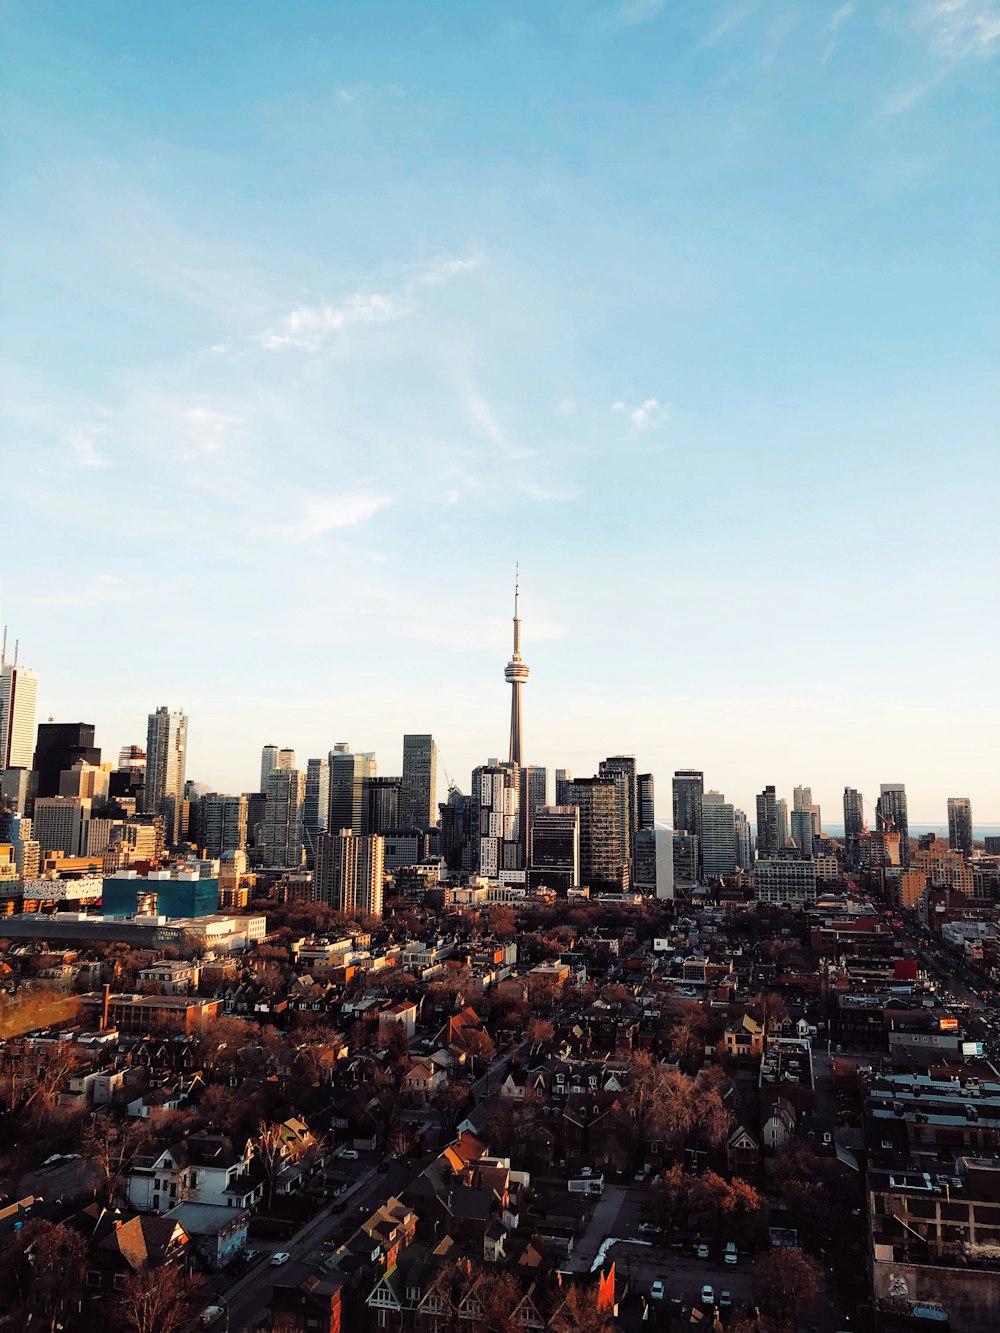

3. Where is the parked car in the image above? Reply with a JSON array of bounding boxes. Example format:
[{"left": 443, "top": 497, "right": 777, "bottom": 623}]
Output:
[
  {"left": 340, "top": 1148, "right": 359, "bottom": 1160},
  {"left": 199, "top": 1309, "right": 225, "bottom": 1328},
  {"left": 650, "top": 1280, "right": 665, "bottom": 1301},
  {"left": 724, "top": 1241, "right": 738, "bottom": 1265},
  {"left": 696, "top": 1243, "right": 710, "bottom": 1260},
  {"left": 701, "top": 1286, "right": 715, "bottom": 1307},
  {"left": 244, "top": 1249, "right": 260, "bottom": 1264},
  {"left": 719, "top": 1291, "right": 732, "bottom": 1310},
  {"left": 638, "top": 1223, "right": 661, "bottom": 1236},
  {"left": 270, "top": 1252, "right": 291, "bottom": 1266}
]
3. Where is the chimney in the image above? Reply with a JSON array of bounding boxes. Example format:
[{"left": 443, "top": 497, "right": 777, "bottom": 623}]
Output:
[{"left": 100, "top": 983, "right": 111, "bottom": 1031}]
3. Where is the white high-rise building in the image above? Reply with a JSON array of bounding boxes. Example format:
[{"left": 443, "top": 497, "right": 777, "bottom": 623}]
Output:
[
  {"left": 145, "top": 707, "right": 188, "bottom": 844},
  {"left": 0, "top": 661, "right": 39, "bottom": 771}
]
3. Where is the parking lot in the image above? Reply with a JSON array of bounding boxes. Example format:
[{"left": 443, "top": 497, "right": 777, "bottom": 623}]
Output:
[
  {"left": 568, "top": 1184, "right": 755, "bottom": 1316},
  {"left": 616, "top": 1240, "right": 755, "bottom": 1311}
]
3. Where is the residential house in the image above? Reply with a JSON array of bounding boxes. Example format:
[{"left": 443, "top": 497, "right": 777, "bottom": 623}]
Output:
[{"left": 127, "top": 1132, "right": 264, "bottom": 1214}]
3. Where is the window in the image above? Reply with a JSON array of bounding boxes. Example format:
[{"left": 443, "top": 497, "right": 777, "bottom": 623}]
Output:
[{"left": 86, "top": 1271, "right": 101, "bottom": 1289}]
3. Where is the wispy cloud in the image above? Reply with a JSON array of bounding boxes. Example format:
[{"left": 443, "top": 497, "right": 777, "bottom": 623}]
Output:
[
  {"left": 884, "top": 61, "right": 957, "bottom": 111},
  {"left": 68, "top": 427, "right": 108, "bottom": 468},
  {"left": 824, "top": 2, "right": 856, "bottom": 35},
  {"left": 702, "top": 7, "right": 751, "bottom": 46},
  {"left": 914, "top": 0, "right": 1000, "bottom": 60},
  {"left": 255, "top": 254, "right": 484, "bottom": 353},
  {"left": 183, "top": 406, "right": 241, "bottom": 455},
  {"left": 612, "top": 397, "right": 669, "bottom": 430},
  {"left": 257, "top": 291, "right": 406, "bottom": 351},
  {"left": 465, "top": 392, "right": 507, "bottom": 446},
  {"left": 262, "top": 492, "right": 392, "bottom": 541},
  {"left": 616, "top": 0, "right": 664, "bottom": 25},
  {"left": 761, "top": 14, "right": 799, "bottom": 69},
  {"left": 521, "top": 481, "right": 580, "bottom": 502}
]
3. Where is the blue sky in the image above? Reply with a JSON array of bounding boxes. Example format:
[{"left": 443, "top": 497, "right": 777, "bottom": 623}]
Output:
[{"left": 3, "top": 0, "right": 998, "bottom": 822}]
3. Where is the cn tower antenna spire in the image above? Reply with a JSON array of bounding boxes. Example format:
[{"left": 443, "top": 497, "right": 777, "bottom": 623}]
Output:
[{"left": 504, "top": 565, "right": 529, "bottom": 766}]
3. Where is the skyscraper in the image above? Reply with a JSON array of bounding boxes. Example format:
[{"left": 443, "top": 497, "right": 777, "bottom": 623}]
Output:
[
  {"left": 565, "top": 776, "right": 626, "bottom": 891},
  {"left": 876, "top": 784, "right": 910, "bottom": 869},
  {"left": 316, "top": 829, "right": 384, "bottom": 918},
  {"left": 328, "top": 745, "right": 376, "bottom": 837},
  {"left": 34, "top": 723, "right": 101, "bottom": 799},
  {"left": 672, "top": 770, "right": 704, "bottom": 876},
  {"left": 0, "top": 659, "right": 38, "bottom": 771},
  {"left": 529, "top": 805, "right": 580, "bottom": 891},
  {"left": 702, "top": 791, "right": 737, "bottom": 879},
  {"left": 144, "top": 707, "right": 188, "bottom": 845},
  {"left": 303, "top": 757, "right": 330, "bottom": 866},
  {"left": 755, "top": 785, "right": 780, "bottom": 859},
  {"left": 33, "top": 796, "right": 89, "bottom": 857},
  {"left": 790, "top": 808, "right": 816, "bottom": 858},
  {"left": 776, "top": 798, "right": 789, "bottom": 850},
  {"left": 793, "top": 784, "right": 821, "bottom": 834},
  {"left": 637, "top": 773, "right": 655, "bottom": 830},
  {"left": 261, "top": 745, "right": 294, "bottom": 792},
  {"left": 555, "top": 769, "right": 574, "bottom": 806},
  {"left": 199, "top": 794, "right": 248, "bottom": 859},
  {"left": 600, "top": 755, "right": 638, "bottom": 872},
  {"left": 504, "top": 573, "right": 529, "bottom": 766},
  {"left": 471, "top": 761, "right": 520, "bottom": 878},
  {"left": 947, "top": 797, "right": 974, "bottom": 860},
  {"left": 518, "top": 764, "right": 548, "bottom": 865},
  {"left": 734, "top": 809, "right": 753, "bottom": 870},
  {"left": 260, "top": 745, "right": 279, "bottom": 791},
  {"left": 262, "top": 768, "right": 305, "bottom": 868},
  {"left": 843, "top": 788, "right": 865, "bottom": 870},
  {"left": 362, "top": 775, "right": 402, "bottom": 836},
  {"left": 401, "top": 734, "right": 438, "bottom": 828}
]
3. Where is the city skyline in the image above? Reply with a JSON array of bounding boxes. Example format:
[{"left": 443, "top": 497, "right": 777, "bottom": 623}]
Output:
[
  {"left": 4, "top": 616, "right": 997, "bottom": 829},
  {"left": 3, "top": 3, "right": 998, "bottom": 822}
]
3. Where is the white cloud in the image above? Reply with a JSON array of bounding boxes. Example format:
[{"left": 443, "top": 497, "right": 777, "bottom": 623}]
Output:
[
  {"left": 257, "top": 291, "right": 406, "bottom": 351},
  {"left": 521, "top": 481, "right": 579, "bottom": 502},
  {"left": 68, "top": 427, "right": 108, "bottom": 468},
  {"left": 824, "top": 3, "right": 856, "bottom": 35},
  {"left": 703, "top": 7, "right": 751, "bottom": 46},
  {"left": 612, "top": 397, "right": 670, "bottom": 430},
  {"left": 617, "top": 0, "right": 664, "bottom": 24},
  {"left": 267, "top": 493, "right": 392, "bottom": 541},
  {"left": 338, "top": 88, "right": 354, "bottom": 103},
  {"left": 255, "top": 254, "right": 484, "bottom": 352},
  {"left": 761, "top": 14, "right": 799, "bottom": 69},
  {"left": 914, "top": 0, "right": 1000, "bottom": 60},
  {"left": 183, "top": 406, "right": 241, "bottom": 455},
  {"left": 466, "top": 392, "right": 507, "bottom": 446}
]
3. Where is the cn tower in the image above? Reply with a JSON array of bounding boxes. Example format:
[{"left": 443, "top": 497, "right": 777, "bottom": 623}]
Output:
[{"left": 504, "top": 568, "right": 529, "bottom": 766}]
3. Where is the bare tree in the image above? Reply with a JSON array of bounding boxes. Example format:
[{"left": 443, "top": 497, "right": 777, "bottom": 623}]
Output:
[
  {"left": 753, "top": 1247, "right": 822, "bottom": 1331},
  {"left": 82, "top": 1115, "right": 152, "bottom": 1205},
  {"left": 113, "top": 1262, "right": 205, "bottom": 1333},
  {"left": 23, "top": 1219, "right": 87, "bottom": 1333},
  {"left": 253, "top": 1119, "right": 287, "bottom": 1209}
]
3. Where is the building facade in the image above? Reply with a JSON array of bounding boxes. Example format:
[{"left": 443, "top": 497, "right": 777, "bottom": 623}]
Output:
[{"left": 145, "top": 707, "right": 188, "bottom": 845}]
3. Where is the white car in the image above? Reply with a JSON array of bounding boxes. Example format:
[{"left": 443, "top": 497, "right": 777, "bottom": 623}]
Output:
[
  {"left": 701, "top": 1285, "right": 715, "bottom": 1306},
  {"left": 270, "top": 1251, "right": 291, "bottom": 1266},
  {"left": 650, "top": 1280, "right": 665, "bottom": 1300},
  {"left": 199, "top": 1309, "right": 225, "bottom": 1329},
  {"left": 340, "top": 1148, "right": 359, "bottom": 1160}
]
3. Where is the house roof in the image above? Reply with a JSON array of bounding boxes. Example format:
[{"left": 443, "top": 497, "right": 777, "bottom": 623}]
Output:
[{"left": 95, "top": 1214, "right": 188, "bottom": 1271}]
